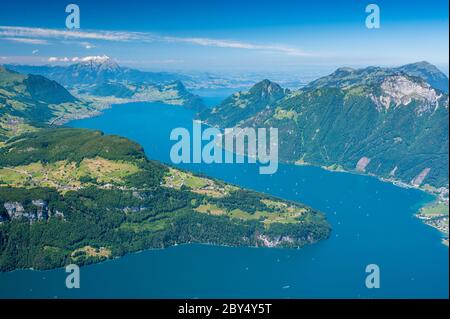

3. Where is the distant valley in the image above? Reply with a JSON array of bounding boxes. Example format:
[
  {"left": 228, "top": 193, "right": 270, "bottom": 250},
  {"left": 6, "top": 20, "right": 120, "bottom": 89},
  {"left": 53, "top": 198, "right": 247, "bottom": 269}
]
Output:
[{"left": 5, "top": 56, "right": 205, "bottom": 117}]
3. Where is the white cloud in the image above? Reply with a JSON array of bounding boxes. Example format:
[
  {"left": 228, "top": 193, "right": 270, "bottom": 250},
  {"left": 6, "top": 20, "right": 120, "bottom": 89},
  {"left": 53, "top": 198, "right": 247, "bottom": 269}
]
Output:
[
  {"left": 48, "top": 57, "right": 70, "bottom": 62},
  {"left": 78, "top": 55, "right": 110, "bottom": 62},
  {"left": 163, "top": 36, "right": 309, "bottom": 56},
  {"left": 0, "top": 25, "right": 310, "bottom": 57},
  {"left": 47, "top": 55, "right": 112, "bottom": 64},
  {"left": 0, "top": 26, "right": 137, "bottom": 41},
  {"left": 1, "top": 37, "right": 49, "bottom": 45}
]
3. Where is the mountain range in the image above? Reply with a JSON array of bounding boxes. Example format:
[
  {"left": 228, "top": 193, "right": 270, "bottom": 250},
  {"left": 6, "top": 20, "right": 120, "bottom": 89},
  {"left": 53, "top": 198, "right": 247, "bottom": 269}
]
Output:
[
  {"left": 198, "top": 61, "right": 449, "bottom": 189},
  {"left": 0, "top": 65, "right": 330, "bottom": 271},
  {"left": 0, "top": 59, "right": 448, "bottom": 271},
  {"left": 0, "top": 66, "right": 97, "bottom": 141},
  {"left": 5, "top": 57, "right": 204, "bottom": 110},
  {"left": 1, "top": 58, "right": 205, "bottom": 138},
  {"left": 5, "top": 56, "right": 190, "bottom": 87}
]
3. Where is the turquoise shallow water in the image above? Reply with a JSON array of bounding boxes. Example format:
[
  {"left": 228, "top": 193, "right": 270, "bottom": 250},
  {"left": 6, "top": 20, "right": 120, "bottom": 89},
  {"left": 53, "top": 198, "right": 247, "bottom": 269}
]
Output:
[{"left": 0, "top": 101, "right": 447, "bottom": 298}]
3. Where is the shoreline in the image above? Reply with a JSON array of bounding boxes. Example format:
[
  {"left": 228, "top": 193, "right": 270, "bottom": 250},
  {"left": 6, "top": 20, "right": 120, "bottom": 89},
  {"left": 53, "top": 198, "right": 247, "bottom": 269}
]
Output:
[
  {"left": 60, "top": 101, "right": 450, "bottom": 247},
  {"left": 415, "top": 203, "right": 449, "bottom": 246},
  {"left": 51, "top": 94, "right": 194, "bottom": 126},
  {"left": 294, "top": 163, "right": 449, "bottom": 247},
  {"left": 0, "top": 241, "right": 313, "bottom": 274}
]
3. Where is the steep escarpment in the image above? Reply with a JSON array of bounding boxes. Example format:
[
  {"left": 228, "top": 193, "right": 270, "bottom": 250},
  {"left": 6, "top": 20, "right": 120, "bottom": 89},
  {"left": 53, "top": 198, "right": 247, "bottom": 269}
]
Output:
[{"left": 198, "top": 62, "right": 449, "bottom": 189}]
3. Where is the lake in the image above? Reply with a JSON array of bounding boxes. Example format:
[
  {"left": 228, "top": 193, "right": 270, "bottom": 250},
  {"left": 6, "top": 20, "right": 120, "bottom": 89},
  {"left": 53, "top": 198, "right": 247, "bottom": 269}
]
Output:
[{"left": 0, "top": 101, "right": 447, "bottom": 298}]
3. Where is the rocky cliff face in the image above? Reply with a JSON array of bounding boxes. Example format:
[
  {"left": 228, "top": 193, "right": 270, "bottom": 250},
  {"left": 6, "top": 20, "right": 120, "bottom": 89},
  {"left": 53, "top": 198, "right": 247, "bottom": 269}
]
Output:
[
  {"left": 395, "top": 61, "right": 449, "bottom": 93},
  {"left": 198, "top": 62, "right": 449, "bottom": 188},
  {"left": 2, "top": 200, "right": 64, "bottom": 223},
  {"left": 372, "top": 75, "right": 443, "bottom": 113}
]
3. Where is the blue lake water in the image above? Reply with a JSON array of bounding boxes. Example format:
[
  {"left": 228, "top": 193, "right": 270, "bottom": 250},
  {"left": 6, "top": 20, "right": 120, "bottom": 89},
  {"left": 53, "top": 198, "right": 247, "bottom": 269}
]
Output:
[
  {"left": 190, "top": 88, "right": 242, "bottom": 107},
  {"left": 0, "top": 101, "right": 448, "bottom": 298}
]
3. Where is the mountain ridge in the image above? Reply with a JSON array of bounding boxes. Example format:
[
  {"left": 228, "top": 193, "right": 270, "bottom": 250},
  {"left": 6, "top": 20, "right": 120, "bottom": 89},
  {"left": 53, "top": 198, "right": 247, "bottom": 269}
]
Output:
[
  {"left": 5, "top": 56, "right": 191, "bottom": 87},
  {"left": 4, "top": 59, "right": 206, "bottom": 111},
  {"left": 395, "top": 61, "right": 449, "bottom": 93},
  {"left": 0, "top": 66, "right": 97, "bottom": 141},
  {"left": 197, "top": 62, "right": 449, "bottom": 189},
  {"left": 198, "top": 79, "right": 289, "bottom": 127},
  {"left": 0, "top": 65, "right": 331, "bottom": 271}
]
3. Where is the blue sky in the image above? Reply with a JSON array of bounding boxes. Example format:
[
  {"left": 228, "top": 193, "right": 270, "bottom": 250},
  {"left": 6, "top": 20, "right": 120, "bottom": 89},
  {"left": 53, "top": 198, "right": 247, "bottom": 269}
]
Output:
[{"left": 0, "top": 0, "right": 448, "bottom": 73}]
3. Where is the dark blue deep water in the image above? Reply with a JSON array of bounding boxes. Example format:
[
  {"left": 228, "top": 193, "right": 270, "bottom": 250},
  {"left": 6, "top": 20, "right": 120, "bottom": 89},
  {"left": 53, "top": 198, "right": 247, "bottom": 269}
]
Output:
[{"left": 0, "top": 102, "right": 447, "bottom": 298}]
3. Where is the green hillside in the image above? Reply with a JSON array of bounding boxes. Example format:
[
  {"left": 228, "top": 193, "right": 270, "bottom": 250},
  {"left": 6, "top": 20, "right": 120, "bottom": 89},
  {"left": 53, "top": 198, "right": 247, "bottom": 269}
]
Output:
[
  {"left": 198, "top": 79, "right": 288, "bottom": 127},
  {"left": 0, "top": 66, "right": 95, "bottom": 141},
  {"left": 198, "top": 62, "right": 449, "bottom": 188},
  {"left": 6, "top": 59, "right": 205, "bottom": 111},
  {"left": 0, "top": 129, "right": 330, "bottom": 271}
]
